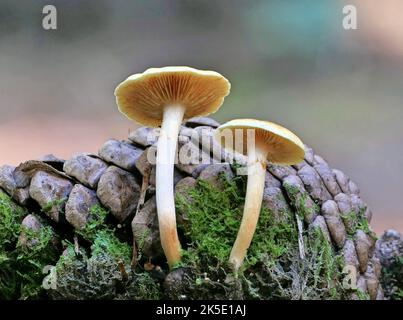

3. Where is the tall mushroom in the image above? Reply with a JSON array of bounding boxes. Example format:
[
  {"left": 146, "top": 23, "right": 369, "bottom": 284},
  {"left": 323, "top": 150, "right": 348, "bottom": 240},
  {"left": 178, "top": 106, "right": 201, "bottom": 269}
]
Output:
[
  {"left": 214, "top": 119, "right": 305, "bottom": 271},
  {"left": 115, "top": 66, "right": 230, "bottom": 267}
]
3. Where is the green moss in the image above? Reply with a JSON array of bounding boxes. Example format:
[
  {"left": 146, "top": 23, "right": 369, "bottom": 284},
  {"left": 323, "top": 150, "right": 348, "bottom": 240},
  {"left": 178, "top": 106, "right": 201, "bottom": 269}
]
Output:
[
  {"left": 172, "top": 174, "right": 349, "bottom": 300},
  {"left": 176, "top": 178, "right": 240, "bottom": 267},
  {"left": 136, "top": 229, "right": 151, "bottom": 255},
  {"left": 341, "top": 208, "right": 377, "bottom": 240},
  {"left": 340, "top": 211, "right": 356, "bottom": 235},
  {"left": 54, "top": 244, "right": 77, "bottom": 274},
  {"left": 91, "top": 229, "right": 132, "bottom": 265},
  {"left": 356, "top": 289, "right": 371, "bottom": 300},
  {"left": 0, "top": 191, "right": 27, "bottom": 299},
  {"left": 0, "top": 191, "right": 26, "bottom": 248},
  {"left": 255, "top": 226, "right": 346, "bottom": 300},
  {"left": 0, "top": 251, "right": 18, "bottom": 299},
  {"left": 76, "top": 204, "right": 110, "bottom": 241},
  {"left": 120, "top": 272, "right": 161, "bottom": 300},
  {"left": 0, "top": 191, "right": 61, "bottom": 299},
  {"left": 305, "top": 228, "right": 345, "bottom": 299},
  {"left": 0, "top": 201, "right": 59, "bottom": 300},
  {"left": 1, "top": 190, "right": 159, "bottom": 300},
  {"left": 42, "top": 197, "right": 67, "bottom": 215},
  {"left": 248, "top": 207, "right": 296, "bottom": 267},
  {"left": 283, "top": 183, "right": 319, "bottom": 221},
  {"left": 176, "top": 175, "right": 297, "bottom": 271},
  {"left": 15, "top": 223, "right": 60, "bottom": 299},
  {"left": 50, "top": 230, "right": 160, "bottom": 300}
]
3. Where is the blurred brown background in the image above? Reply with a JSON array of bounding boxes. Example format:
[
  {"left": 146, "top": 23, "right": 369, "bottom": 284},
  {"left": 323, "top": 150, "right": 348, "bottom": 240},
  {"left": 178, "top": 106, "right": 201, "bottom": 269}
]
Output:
[{"left": 1, "top": 0, "right": 402, "bottom": 233}]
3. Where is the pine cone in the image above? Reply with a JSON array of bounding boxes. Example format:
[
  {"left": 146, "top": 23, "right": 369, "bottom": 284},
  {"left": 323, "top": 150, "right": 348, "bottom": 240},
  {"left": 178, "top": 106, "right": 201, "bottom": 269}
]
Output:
[{"left": 0, "top": 117, "right": 386, "bottom": 300}]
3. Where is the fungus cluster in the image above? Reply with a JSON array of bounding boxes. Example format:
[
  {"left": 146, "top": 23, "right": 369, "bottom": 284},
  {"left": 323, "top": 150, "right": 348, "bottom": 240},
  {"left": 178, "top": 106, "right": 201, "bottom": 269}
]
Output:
[{"left": 115, "top": 66, "right": 305, "bottom": 270}]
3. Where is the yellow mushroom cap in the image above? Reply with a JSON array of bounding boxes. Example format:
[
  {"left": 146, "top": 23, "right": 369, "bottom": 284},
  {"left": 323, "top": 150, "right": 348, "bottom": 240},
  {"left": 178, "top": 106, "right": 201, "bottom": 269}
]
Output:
[
  {"left": 215, "top": 119, "right": 305, "bottom": 165},
  {"left": 114, "top": 66, "right": 231, "bottom": 127}
]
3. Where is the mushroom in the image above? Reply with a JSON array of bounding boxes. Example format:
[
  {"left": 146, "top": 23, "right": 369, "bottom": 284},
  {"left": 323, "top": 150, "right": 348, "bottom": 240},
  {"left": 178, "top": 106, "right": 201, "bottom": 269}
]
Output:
[
  {"left": 115, "top": 66, "right": 230, "bottom": 267},
  {"left": 214, "top": 119, "right": 305, "bottom": 271}
]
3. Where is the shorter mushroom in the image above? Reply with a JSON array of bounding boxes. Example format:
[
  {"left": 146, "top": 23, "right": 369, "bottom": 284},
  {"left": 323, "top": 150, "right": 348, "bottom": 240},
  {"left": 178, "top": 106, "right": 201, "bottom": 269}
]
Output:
[{"left": 214, "top": 119, "right": 305, "bottom": 271}]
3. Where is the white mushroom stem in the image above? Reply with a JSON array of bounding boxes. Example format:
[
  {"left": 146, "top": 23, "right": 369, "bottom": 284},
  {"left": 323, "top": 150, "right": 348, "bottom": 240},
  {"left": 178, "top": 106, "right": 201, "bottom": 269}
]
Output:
[
  {"left": 229, "top": 144, "right": 268, "bottom": 271},
  {"left": 156, "top": 104, "right": 185, "bottom": 268}
]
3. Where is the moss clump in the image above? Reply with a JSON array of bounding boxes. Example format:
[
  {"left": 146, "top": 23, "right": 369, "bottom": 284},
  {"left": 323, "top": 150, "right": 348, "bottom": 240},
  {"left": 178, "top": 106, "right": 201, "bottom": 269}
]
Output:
[
  {"left": 0, "top": 191, "right": 26, "bottom": 299},
  {"left": 0, "top": 191, "right": 26, "bottom": 248},
  {"left": 176, "top": 177, "right": 244, "bottom": 267},
  {"left": 356, "top": 289, "right": 371, "bottom": 300},
  {"left": 341, "top": 208, "right": 377, "bottom": 240},
  {"left": 283, "top": 183, "right": 319, "bottom": 221},
  {"left": 176, "top": 175, "right": 296, "bottom": 271},
  {"left": 136, "top": 228, "right": 152, "bottom": 260},
  {"left": 172, "top": 174, "right": 348, "bottom": 300},
  {"left": 118, "top": 272, "right": 161, "bottom": 300},
  {"left": 0, "top": 251, "right": 18, "bottom": 299},
  {"left": 91, "top": 229, "right": 132, "bottom": 265},
  {"left": 49, "top": 229, "right": 160, "bottom": 300},
  {"left": 76, "top": 204, "right": 110, "bottom": 241},
  {"left": 0, "top": 191, "right": 60, "bottom": 299},
  {"left": 42, "top": 197, "right": 67, "bottom": 215},
  {"left": 16, "top": 223, "right": 60, "bottom": 299},
  {"left": 244, "top": 227, "right": 346, "bottom": 300},
  {"left": 303, "top": 228, "right": 345, "bottom": 299}
]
